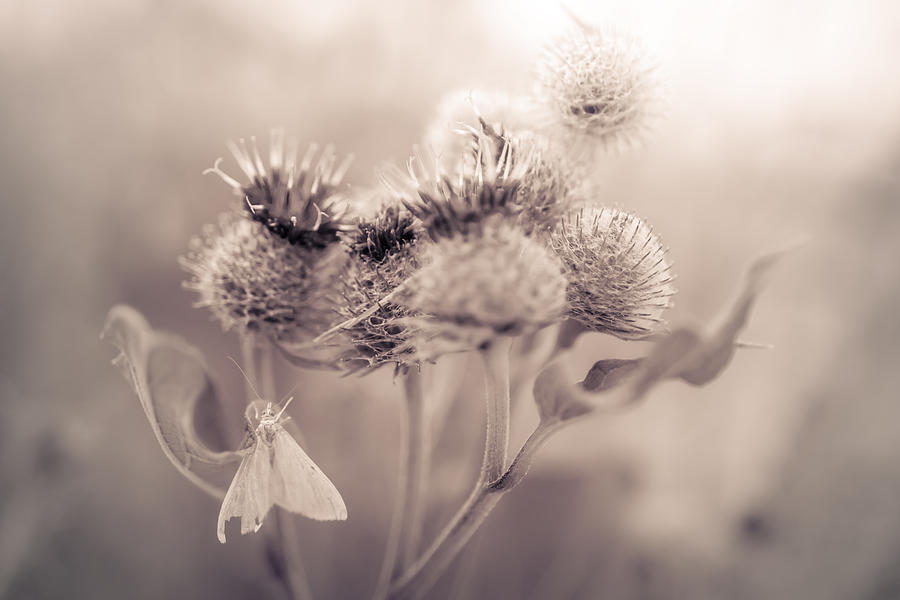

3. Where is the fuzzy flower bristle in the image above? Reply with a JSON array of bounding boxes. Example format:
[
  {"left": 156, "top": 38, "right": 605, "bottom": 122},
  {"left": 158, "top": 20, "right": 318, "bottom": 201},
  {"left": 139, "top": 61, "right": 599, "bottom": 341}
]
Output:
[
  {"left": 551, "top": 206, "right": 675, "bottom": 339},
  {"left": 535, "top": 19, "right": 653, "bottom": 149},
  {"left": 180, "top": 212, "right": 347, "bottom": 342},
  {"left": 382, "top": 138, "right": 536, "bottom": 241},
  {"left": 332, "top": 203, "right": 422, "bottom": 373},
  {"left": 424, "top": 89, "right": 537, "bottom": 164},
  {"left": 349, "top": 205, "right": 418, "bottom": 264},
  {"left": 403, "top": 223, "right": 567, "bottom": 355},
  {"left": 461, "top": 122, "right": 574, "bottom": 234},
  {"left": 205, "top": 130, "right": 354, "bottom": 249}
]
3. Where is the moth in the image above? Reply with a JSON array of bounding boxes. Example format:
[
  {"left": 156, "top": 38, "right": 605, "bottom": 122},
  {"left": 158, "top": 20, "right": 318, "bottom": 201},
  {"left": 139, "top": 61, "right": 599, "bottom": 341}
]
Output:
[{"left": 217, "top": 395, "right": 347, "bottom": 543}]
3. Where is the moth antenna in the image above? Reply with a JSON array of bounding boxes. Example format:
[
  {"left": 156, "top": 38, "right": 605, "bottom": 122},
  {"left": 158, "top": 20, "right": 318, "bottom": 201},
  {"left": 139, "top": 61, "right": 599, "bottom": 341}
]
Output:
[
  {"left": 228, "top": 356, "right": 264, "bottom": 400},
  {"left": 276, "top": 396, "right": 294, "bottom": 421},
  {"left": 277, "top": 383, "right": 300, "bottom": 407}
]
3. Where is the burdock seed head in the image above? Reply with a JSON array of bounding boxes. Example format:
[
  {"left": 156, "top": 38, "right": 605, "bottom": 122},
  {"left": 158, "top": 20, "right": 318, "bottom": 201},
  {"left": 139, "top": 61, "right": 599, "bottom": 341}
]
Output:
[
  {"left": 337, "top": 203, "right": 423, "bottom": 373},
  {"left": 380, "top": 145, "right": 526, "bottom": 241},
  {"left": 535, "top": 18, "right": 654, "bottom": 150},
  {"left": 204, "top": 129, "right": 354, "bottom": 248},
  {"left": 460, "top": 121, "right": 574, "bottom": 235},
  {"left": 550, "top": 206, "right": 675, "bottom": 339},
  {"left": 382, "top": 126, "right": 571, "bottom": 240},
  {"left": 181, "top": 212, "right": 348, "bottom": 343},
  {"left": 404, "top": 223, "right": 567, "bottom": 355}
]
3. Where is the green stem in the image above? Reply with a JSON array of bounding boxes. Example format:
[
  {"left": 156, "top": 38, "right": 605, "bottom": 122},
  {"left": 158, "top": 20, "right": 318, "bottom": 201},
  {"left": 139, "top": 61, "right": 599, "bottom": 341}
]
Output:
[
  {"left": 398, "top": 368, "right": 428, "bottom": 570},
  {"left": 479, "top": 337, "right": 513, "bottom": 483},
  {"left": 388, "top": 417, "right": 565, "bottom": 600},
  {"left": 373, "top": 368, "right": 427, "bottom": 600},
  {"left": 388, "top": 337, "right": 525, "bottom": 600}
]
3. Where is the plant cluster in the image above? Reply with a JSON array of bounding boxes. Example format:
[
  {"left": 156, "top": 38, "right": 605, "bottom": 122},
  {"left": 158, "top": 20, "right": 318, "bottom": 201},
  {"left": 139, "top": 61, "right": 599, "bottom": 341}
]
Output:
[{"left": 103, "top": 14, "right": 788, "bottom": 600}]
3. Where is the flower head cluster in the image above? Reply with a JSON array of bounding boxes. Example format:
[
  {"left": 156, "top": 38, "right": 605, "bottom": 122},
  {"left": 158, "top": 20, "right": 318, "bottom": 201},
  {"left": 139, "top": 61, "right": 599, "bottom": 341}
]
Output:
[
  {"left": 181, "top": 212, "right": 346, "bottom": 343},
  {"left": 550, "top": 206, "right": 674, "bottom": 339}
]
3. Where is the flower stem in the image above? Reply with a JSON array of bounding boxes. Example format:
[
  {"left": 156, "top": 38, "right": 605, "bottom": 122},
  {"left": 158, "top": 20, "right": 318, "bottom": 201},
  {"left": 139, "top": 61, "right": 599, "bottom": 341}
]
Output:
[
  {"left": 387, "top": 416, "right": 565, "bottom": 600},
  {"left": 373, "top": 368, "right": 428, "bottom": 600},
  {"left": 479, "top": 337, "right": 513, "bottom": 482},
  {"left": 398, "top": 368, "right": 428, "bottom": 569},
  {"left": 388, "top": 337, "right": 523, "bottom": 600}
]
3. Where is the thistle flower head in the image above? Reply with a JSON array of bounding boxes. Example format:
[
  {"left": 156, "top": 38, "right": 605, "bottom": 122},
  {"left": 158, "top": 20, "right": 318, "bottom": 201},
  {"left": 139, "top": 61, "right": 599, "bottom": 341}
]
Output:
[
  {"left": 336, "top": 203, "right": 423, "bottom": 373},
  {"left": 461, "top": 122, "right": 574, "bottom": 234},
  {"left": 404, "top": 223, "right": 567, "bottom": 354},
  {"left": 381, "top": 125, "right": 574, "bottom": 241},
  {"left": 535, "top": 20, "right": 654, "bottom": 149},
  {"left": 204, "top": 130, "right": 354, "bottom": 248},
  {"left": 180, "top": 211, "right": 347, "bottom": 343},
  {"left": 550, "top": 206, "right": 675, "bottom": 339},
  {"left": 380, "top": 146, "right": 527, "bottom": 241}
]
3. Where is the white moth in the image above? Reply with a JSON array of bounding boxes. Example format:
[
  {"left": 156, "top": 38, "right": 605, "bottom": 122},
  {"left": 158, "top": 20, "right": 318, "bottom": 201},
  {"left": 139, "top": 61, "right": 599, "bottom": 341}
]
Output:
[{"left": 217, "top": 397, "right": 347, "bottom": 543}]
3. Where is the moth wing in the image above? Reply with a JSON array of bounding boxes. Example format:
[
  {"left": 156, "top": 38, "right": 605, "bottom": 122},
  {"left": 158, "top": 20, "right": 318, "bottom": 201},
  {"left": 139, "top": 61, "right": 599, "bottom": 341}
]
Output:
[
  {"left": 270, "top": 427, "right": 347, "bottom": 521},
  {"left": 216, "top": 439, "right": 274, "bottom": 543}
]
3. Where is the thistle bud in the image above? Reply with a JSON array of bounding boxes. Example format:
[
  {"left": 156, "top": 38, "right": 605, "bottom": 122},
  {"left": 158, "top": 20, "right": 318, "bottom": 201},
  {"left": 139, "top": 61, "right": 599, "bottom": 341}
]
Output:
[
  {"left": 535, "top": 21, "right": 654, "bottom": 150},
  {"left": 338, "top": 204, "right": 422, "bottom": 373},
  {"left": 381, "top": 147, "right": 525, "bottom": 241},
  {"left": 550, "top": 206, "right": 675, "bottom": 339},
  {"left": 181, "top": 212, "right": 347, "bottom": 343},
  {"left": 404, "top": 223, "right": 567, "bottom": 355},
  {"left": 183, "top": 130, "right": 355, "bottom": 344},
  {"left": 464, "top": 124, "right": 574, "bottom": 235}
]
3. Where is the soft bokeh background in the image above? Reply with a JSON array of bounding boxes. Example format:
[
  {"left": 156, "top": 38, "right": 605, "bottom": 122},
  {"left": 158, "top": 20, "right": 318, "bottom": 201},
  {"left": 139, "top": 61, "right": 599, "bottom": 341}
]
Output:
[{"left": 2, "top": 0, "right": 899, "bottom": 598}]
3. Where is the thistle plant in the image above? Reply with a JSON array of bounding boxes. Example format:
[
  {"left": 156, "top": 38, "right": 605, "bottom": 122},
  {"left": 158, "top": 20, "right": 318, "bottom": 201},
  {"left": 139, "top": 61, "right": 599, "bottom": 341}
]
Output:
[{"left": 102, "top": 11, "right": 792, "bottom": 600}]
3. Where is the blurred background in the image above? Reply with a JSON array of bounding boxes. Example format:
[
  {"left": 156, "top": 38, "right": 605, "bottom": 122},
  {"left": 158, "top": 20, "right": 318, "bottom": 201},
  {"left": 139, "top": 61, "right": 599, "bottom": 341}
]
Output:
[{"left": 2, "top": 0, "right": 899, "bottom": 598}]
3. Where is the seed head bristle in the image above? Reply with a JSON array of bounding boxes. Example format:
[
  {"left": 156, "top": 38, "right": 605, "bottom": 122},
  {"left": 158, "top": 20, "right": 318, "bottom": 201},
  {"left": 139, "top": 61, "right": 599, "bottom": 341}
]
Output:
[
  {"left": 403, "top": 223, "right": 567, "bottom": 356},
  {"left": 535, "top": 20, "right": 655, "bottom": 150},
  {"left": 180, "top": 211, "right": 348, "bottom": 343},
  {"left": 551, "top": 206, "right": 675, "bottom": 339},
  {"left": 204, "top": 129, "right": 354, "bottom": 249}
]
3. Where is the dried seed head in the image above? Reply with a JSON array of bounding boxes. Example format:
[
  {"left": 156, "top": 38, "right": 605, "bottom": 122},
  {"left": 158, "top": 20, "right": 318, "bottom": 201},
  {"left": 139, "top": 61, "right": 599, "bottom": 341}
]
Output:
[
  {"left": 535, "top": 21, "right": 654, "bottom": 149},
  {"left": 336, "top": 203, "right": 423, "bottom": 373},
  {"left": 404, "top": 223, "right": 567, "bottom": 354},
  {"left": 551, "top": 206, "right": 675, "bottom": 339},
  {"left": 338, "top": 244, "right": 422, "bottom": 374},
  {"left": 463, "top": 123, "right": 574, "bottom": 235},
  {"left": 181, "top": 212, "right": 348, "bottom": 342},
  {"left": 381, "top": 146, "right": 526, "bottom": 241},
  {"left": 205, "top": 129, "right": 354, "bottom": 249}
]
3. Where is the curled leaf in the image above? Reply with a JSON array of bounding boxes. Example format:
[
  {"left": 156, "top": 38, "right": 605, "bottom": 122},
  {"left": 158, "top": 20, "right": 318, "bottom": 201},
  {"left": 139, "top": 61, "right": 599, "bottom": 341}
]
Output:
[
  {"left": 581, "top": 358, "right": 642, "bottom": 392},
  {"left": 534, "top": 362, "right": 593, "bottom": 422},
  {"left": 534, "top": 247, "right": 790, "bottom": 416},
  {"left": 101, "top": 305, "right": 241, "bottom": 498},
  {"left": 636, "top": 247, "right": 789, "bottom": 392}
]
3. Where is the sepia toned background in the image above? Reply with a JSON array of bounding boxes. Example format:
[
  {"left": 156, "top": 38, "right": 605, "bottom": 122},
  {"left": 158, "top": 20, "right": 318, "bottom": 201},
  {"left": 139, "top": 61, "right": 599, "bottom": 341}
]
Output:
[{"left": 2, "top": 0, "right": 899, "bottom": 598}]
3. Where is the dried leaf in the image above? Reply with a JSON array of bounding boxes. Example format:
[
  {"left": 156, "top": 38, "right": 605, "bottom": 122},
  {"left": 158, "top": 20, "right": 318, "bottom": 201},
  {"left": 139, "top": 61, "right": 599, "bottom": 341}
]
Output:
[
  {"left": 581, "top": 358, "right": 642, "bottom": 392},
  {"left": 101, "top": 305, "right": 241, "bottom": 499},
  {"left": 637, "top": 247, "right": 788, "bottom": 391},
  {"left": 534, "top": 247, "right": 790, "bottom": 417}
]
